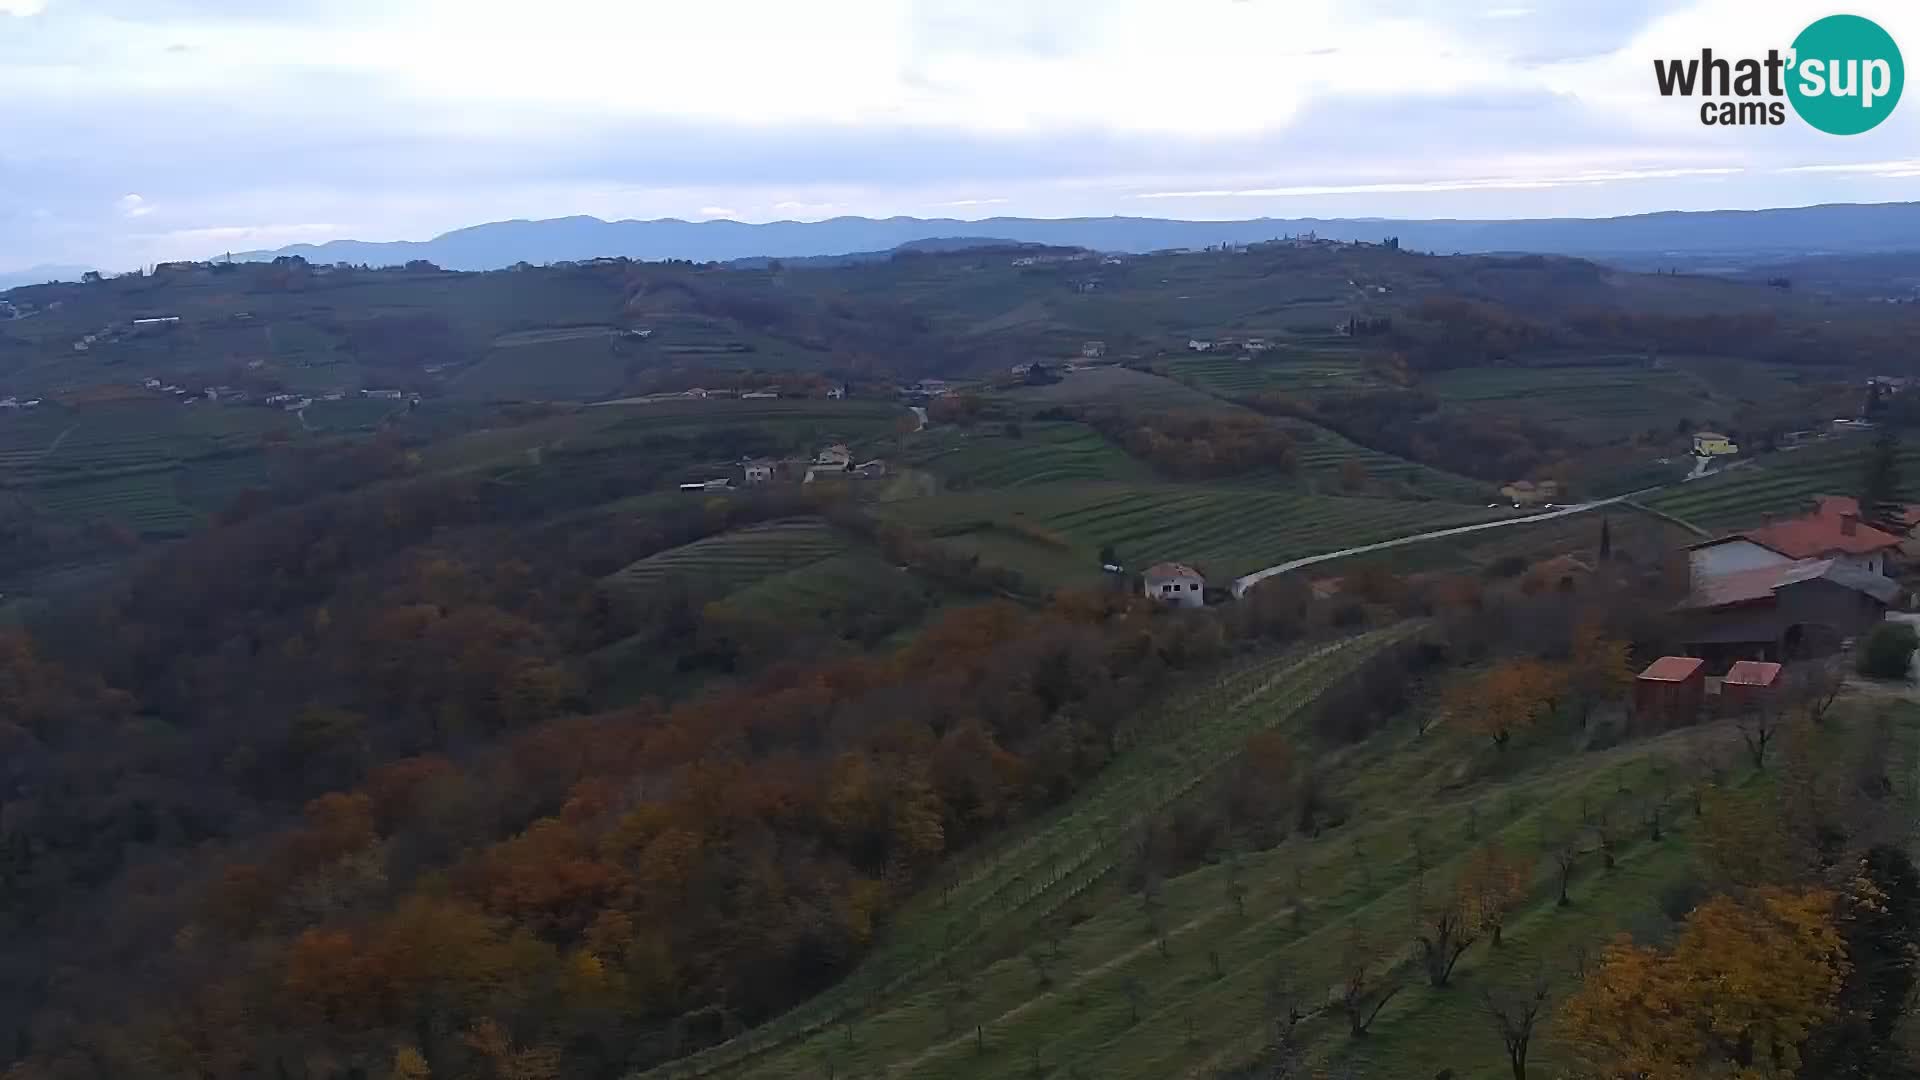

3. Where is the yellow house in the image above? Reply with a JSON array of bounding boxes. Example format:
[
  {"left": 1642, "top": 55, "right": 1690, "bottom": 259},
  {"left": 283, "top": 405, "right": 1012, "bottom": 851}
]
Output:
[{"left": 1692, "top": 431, "right": 1738, "bottom": 457}]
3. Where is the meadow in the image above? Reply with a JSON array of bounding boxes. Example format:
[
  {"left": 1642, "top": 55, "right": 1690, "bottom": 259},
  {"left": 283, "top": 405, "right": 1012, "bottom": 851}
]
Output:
[
  {"left": 1423, "top": 363, "right": 1713, "bottom": 443},
  {"left": 899, "top": 422, "right": 1149, "bottom": 489}
]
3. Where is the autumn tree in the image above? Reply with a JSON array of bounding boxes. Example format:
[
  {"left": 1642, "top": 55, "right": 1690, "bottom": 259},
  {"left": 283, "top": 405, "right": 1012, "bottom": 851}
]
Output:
[
  {"left": 1560, "top": 888, "right": 1846, "bottom": 1079},
  {"left": 1564, "top": 624, "right": 1634, "bottom": 729},
  {"left": 1445, "top": 659, "right": 1561, "bottom": 751},
  {"left": 1463, "top": 842, "right": 1531, "bottom": 946}
]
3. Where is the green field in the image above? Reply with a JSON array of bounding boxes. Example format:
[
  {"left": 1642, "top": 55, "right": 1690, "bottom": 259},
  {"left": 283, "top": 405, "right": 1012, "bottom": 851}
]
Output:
[
  {"left": 901, "top": 422, "right": 1149, "bottom": 489},
  {"left": 1424, "top": 363, "right": 1711, "bottom": 442},
  {"left": 1643, "top": 437, "right": 1920, "bottom": 532},
  {"left": 602, "top": 518, "right": 848, "bottom": 595},
  {"left": 887, "top": 483, "right": 1507, "bottom": 581}
]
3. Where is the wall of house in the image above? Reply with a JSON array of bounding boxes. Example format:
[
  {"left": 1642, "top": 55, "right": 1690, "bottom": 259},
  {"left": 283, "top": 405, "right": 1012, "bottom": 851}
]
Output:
[
  {"left": 1690, "top": 540, "right": 1792, "bottom": 583},
  {"left": 1773, "top": 577, "right": 1888, "bottom": 644},
  {"left": 1830, "top": 551, "right": 1885, "bottom": 576},
  {"left": 1145, "top": 575, "right": 1205, "bottom": 608}
]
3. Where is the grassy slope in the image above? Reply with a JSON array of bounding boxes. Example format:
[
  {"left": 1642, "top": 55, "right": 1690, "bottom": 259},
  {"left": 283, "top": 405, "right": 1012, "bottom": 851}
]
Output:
[
  {"left": 694, "top": 686, "right": 1919, "bottom": 1080},
  {"left": 641, "top": 627, "right": 1429, "bottom": 1080}
]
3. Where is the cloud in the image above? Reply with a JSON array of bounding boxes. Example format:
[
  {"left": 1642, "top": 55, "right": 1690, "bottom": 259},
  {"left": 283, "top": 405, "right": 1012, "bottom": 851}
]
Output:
[
  {"left": 0, "top": 0, "right": 46, "bottom": 15},
  {"left": 3, "top": 0, "right": 1918, "bottom": 269}
]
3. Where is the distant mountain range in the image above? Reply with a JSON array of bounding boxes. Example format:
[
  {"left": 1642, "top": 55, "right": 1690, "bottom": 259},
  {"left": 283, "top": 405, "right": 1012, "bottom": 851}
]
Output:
[
  {"left": 0, "top": 266, "right": 92, "bottom": 291},
  {"left": 13, "top": 204, "right": 1920, "bottom": 288},
  {"left": 220, "top": 203, "right": 1920, "bottom": 271}
]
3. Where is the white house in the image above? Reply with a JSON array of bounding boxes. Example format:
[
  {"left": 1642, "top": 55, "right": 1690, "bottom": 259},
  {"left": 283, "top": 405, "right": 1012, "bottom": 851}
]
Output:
[
  {"left": 1144, "top": 562, "right": 1206, "bottom": 608},
  {"left": 816, "top": 443, "right": 853, "bottom": 468},
  {"left": 743, "top": 461, "right": 774, "bottom": 486},
  {"left": 827, "top": 386, "right": 846, "bottom": 400},
  {"left": 1186, "top": 339, "right": 1213, "bottom": 352}
]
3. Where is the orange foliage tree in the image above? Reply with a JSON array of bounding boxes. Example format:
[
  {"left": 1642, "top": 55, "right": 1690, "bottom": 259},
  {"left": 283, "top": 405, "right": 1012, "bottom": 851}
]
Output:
[
  {"left": 1560, "top": 888, "right": 1846, "bottom": 1079},
  {"left": 1444, "top": 659, "right": 1563, "bottom": 751}
]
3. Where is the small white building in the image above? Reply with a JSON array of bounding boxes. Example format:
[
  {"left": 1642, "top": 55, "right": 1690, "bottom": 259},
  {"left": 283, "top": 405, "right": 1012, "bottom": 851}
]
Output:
[
  {"left": 741, "top": 390, "right": 779, "bottom": 400},
  {"left": 816, "top": 443, "right": 853, "bottom": 468},
  {"left": 1144, "top": 562, "right": 1206, "bottom": 608},
  {"left": 1082, "top": 341, "right": 1106, "bottom": 359},
  {"left": 1186, "top": 339, "right": 1213, "bottom": 352},
  {"left": 743, "top": 461, "right": 774, "bottom": 486},
  {"left": 827, "top": 386, "right": 846, "bottom": 400}
]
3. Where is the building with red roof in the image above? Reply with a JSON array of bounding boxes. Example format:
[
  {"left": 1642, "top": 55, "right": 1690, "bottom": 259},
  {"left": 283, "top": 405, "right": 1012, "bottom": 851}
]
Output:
[{"left": 1634, "top": 656, "right": 1705, "bottom": 728}]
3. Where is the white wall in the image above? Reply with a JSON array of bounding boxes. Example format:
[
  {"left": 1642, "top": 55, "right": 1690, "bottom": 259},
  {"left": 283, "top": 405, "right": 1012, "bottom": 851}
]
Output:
[
  {"left": 1691, "top": 540, "right": 1791, "bottom": 583},
  {"left": 1146, "top": 575, "right": 1205, "bottom": 608}
]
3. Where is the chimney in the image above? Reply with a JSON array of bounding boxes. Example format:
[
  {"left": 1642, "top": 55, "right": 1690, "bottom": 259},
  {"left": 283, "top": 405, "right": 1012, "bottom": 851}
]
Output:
[{"left": 1841, "top": 513, "right": 1859, "bottom": 537}]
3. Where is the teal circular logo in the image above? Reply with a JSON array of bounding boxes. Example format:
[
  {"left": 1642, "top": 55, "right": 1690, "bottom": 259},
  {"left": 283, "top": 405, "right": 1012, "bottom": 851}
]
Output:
[{"left": 1787, "top": 14, "right": 1904, "bottom": 135}]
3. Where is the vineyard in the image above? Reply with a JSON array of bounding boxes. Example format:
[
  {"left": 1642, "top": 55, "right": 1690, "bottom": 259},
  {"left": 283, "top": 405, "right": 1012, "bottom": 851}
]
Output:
[
  {"left": 642, "top": 626, "right": 1429, "bottom": 1080},
  {"left": 888, "top": 483, "right": 1504, "bottom": 581},
  {"left": 602, "top": 518, "right": 848, "bottom": 596},
  {"left": 900, "top": 422, "right": 1148, "bottom": 489},
  {"left": 1423, "top": 364, "right": 1711, "bottom": 442},
  {"left": 989, "top": 367, "right": 1230, "bottom": 414},
  {"left": 1166, "top": 350, "right": 1385, "bottom": 400},
  {"left": 1643, "top": 438, "right": 1920, "bottom": 532}
]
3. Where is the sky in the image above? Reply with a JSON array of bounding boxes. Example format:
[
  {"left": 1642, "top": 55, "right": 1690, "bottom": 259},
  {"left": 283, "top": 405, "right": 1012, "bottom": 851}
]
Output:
[{"left": 2, "top": 0, "right": 1917, "bottom": 272}]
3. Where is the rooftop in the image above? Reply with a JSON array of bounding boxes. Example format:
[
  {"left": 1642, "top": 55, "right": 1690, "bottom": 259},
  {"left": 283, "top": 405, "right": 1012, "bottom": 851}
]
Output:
[
  {"left": 1722, "top": 660, "right": 1783, "bottom": 688},
  {"left": 1640, "top": 656, "right": 1704, "bottom": 682},
  {"left": 1144, "top": 562, "right": 1203, "bottom": 581},
  {"left": 1679, "top": 556, "right": 1899, "bottom": 610}
]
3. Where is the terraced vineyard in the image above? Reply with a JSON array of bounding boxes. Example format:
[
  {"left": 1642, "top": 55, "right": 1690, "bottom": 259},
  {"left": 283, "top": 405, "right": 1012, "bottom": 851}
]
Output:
[
  {"left": 1643, "top": 439, "right": 1920, "bottom": 532},
  {"left": 641, "top": 626, "right": 1428, "bottom": 1080},
  {"left": 990, "top": 367, "right": 1230, "bottom": 413},
  {"left": 1276, "top": 420, "right": 1488, "bottom": 500},
  {"left": 890, "top": 483, "right": 1504, "bottom": 580},
  {"left": 31, "top": 472, "right": 197, "bottom": 535},
  {"left": 602, "top": 518, "right": 848, "bottom": 596},
  {"left": 1424, "top": 363, "right": 1710, "bottom": 442},
  {"left": 901, "top": 422, "right": 1148, "bottom": 489}
]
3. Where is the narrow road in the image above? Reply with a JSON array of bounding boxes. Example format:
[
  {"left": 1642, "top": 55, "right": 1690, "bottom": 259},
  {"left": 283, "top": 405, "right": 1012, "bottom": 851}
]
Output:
[{"left": 1230, "top": 494, "right": 1639, "bottom": 598}]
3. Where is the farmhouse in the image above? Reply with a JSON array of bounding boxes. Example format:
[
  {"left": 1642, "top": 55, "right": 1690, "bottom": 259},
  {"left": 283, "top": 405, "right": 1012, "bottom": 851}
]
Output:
[
  {"left": 1692, "top": 431, "right": 1739, "bottom": 457},
  {"left": 1144, "top": 562, "right": 1205, "bottom": 608},
  {"left": 362, "top": 389, "right": 405, "bottom": 400},
  {"left": 1081, "top": 341, "right": 1106, "bottom": 359},
  {"left": 815, "top": 443, "right": 853, "bottom": 468},
  {"left": 742, "top": 460, "right": 774, "bottom": 486},
  {"left": 1186, "top": 339, "right": 1213, "bottom": 352},
  {"left": 1499, "top": 479, "right": 1559, "bottom": 506},
  {"left": 1675, "top": 556, "right": 1896, "bottom": 663}
]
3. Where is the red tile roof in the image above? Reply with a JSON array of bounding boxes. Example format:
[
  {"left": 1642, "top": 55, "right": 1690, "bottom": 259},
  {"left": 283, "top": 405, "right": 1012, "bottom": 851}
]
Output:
[
  {"left": 1678, "top": 557, "right": 1900, "bottom": 610},
  {"left": 1741, "top": 514, "right": 1902, "bottom": 558},
  {"left": 1640, "top": 656, "right": 1705, "bottom": 682},
  {"left": 1722, "top": 660, "right": 1782, "bottom": 687}
]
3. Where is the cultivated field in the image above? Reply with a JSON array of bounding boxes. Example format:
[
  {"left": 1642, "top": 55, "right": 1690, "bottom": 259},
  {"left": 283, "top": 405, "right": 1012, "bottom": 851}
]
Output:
[
  {"left": 1643, "top": 437, "right": 1920, "bottom": 532},
  {"left": 1424, "top": 363, "right": 1712, "bottom": 442},
  {"left": 901, "top": 422, "right": 1149, "bottom": 489},
  {"left": 888, "top": 483, "right": 1507, "bottom": 581},
  {"left": 601, "top": 518, "right": 848, "bottom": 596}
]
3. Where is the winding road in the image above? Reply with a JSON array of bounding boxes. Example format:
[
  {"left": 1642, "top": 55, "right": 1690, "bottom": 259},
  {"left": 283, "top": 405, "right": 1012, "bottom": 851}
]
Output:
[{"left": 1230, "top": 494, "right": 1640, "bottom": 598}]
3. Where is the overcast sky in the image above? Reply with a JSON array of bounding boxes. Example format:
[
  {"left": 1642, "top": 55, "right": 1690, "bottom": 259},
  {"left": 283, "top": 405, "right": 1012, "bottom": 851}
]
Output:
[{"left": 2, "top": 0, "right": 1917, "bottom": 271}]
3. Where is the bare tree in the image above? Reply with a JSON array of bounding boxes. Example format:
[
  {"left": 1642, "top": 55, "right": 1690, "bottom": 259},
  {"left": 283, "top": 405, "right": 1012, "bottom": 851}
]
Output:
[
  {"left": 1412, "top": 892, "right": 1480, "bottom": 987},
  {"left": 1266, "top": 965, "right": 1310, "bottom": 1047},
  {"left": 1334, "top": 926, "right": 1403, "bottom": 1037},
  {"left": 1783, "top": 657, "right": 1844, "bottom": 725},
  {"left": 1736, "top": 700, "right": 1782, "bottom": 770},
  {"left": 1543, "top": 823, "right": 1580, "bottom": 906},
  {"left": 1121, "top": 977, "right": 1145, "bottom": 1026},
  {"left": 1481, "top": 969, "right": 1551, "bottom": 1080}
]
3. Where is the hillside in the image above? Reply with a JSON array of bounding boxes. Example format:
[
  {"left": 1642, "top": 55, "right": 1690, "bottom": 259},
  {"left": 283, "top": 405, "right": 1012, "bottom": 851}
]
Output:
[{"left": 213, "top": 203, "right": 1920, "bottom": 271}]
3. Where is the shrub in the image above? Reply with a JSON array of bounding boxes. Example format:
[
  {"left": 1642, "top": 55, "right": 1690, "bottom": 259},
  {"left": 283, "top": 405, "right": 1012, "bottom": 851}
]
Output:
[{"left": 1857, "top": 622, "right": 1919, "bottom": 680}]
